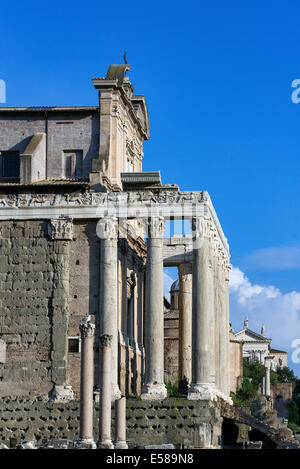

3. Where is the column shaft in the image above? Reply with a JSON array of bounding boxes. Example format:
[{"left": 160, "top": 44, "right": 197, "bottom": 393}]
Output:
[
  {"left": 265, "top": 358, "right": 271, "bottom": 396},
  {"left": 178, "top": 263, "right": 192, "bottom": 394},
  {"left": 98, "top": 335, "right": 114, "bottom": 449},
  {"left": 79, "top": 321, "right": 95, "bottom": 442},
  {"left": 188, "top": 218, "right": 216, "bottom": 400},
  {"left": 98, "top": 217, "right": 121, "bottom": 401},
  {"left": 218, "top": 264, "right": 228, "bottom": 397},
  {"left": 141, "top": 216, "right": 167, "bottom": 400},
  {"left": 114, "top": 397, "right": 128, "bottom": 449}
]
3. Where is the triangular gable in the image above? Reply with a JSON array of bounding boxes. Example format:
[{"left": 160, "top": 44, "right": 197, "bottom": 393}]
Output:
[{"left": 234, "top": 328, "right": 271, "bottom": 343}]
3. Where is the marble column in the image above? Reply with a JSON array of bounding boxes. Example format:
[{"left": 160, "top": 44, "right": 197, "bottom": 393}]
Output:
[
  {"left": 178, "top": 263, "right": 192, "bottom": 394},
  {"left": 224, "top": 263, "right": 232, "bottom": 400},
  {"left": 98, "top": 334, "right": 114, "bottom": 449},
  {"left": 216, "top": 251, "right": 228, "bottom": 399},
  {"left": 98, "top": 217, "right": 121, "bottom": 401},
  {"left": 114, "top": 397, "right": 128, "bottom": 449},
  {"left": 141, "top": 216, "right": 167, "bottom": 400},
  {"left": 265, "top": 357, "right": 272, "bottom": 396},
  {"left": 188, "top": 217, "right": 217, "bottom": 400},
  {"left": 79, "top": 320, "right": 96, "bottom": 445}
]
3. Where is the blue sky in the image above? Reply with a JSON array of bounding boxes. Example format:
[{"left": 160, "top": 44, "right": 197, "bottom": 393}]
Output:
[{"left": 1, "top": 0, "right": 300, "bottom": 375}]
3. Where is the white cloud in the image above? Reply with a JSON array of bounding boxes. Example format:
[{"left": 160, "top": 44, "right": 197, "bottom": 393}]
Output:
[
  {"left": 163, "top": 264, "right": 300, "bottom": 376},
  {"left": 163, "top": 270, "right": 176, "bottom": 301},
  {"left": 243, "top": 245, "right": 300, "bottom": 271},
  {"left": 230, "top": 266, "right": 300, "bottom": 376}
]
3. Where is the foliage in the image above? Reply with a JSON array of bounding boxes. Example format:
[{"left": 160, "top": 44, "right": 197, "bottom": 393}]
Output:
[
  {"left": 231, "top": 394, "right": 252, "bottom": 410},
  {"left": 242, "top": 359, "right": 265, "bottom": 391},
  {"left": 166, "top": 380, "right": 179, "bottom": 397},
  {"left": 287, "top": 422, "right": 300, "bottom": 433},
  {"left": 288, "top": 400, "right": 299, "bottom": 424},
  {"left": 232, "top": 377, "right": 258, "bottom": 410},
  {"left": 276, "top": 367, "right": 297, "bottom": 385},
  {"left": 270, "top": 369, "right": 278, "bottom": 385}
]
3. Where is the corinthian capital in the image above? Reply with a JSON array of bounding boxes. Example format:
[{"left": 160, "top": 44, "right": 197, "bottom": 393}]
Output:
[
  {"left": 48, "top": 217, "right": 73, "bottom": 240},
  {"left": 96, "top": 217, "right": 118, "bottom": 240},
  {"left": 79, "top": 321, "right": 95, "bottom": 338},
  {"left": 100, "top": 334, "right": 113, "bottom": 347},
  {"left": 147, "top": 216, "right": 164, "bottom": 238}
]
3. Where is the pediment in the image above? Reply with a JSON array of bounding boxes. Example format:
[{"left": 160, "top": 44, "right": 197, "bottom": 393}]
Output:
[
  {"left": 235, "top": 328, "right": 271, "bottom": 343},
  {"left": 131, "top": 95, "right": 150, "bottom": 139}
]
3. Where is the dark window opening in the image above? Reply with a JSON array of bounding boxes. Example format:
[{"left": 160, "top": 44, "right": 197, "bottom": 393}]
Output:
[
  {"left": 1, "top": 151, "right": 20, "bottom": 177},
  {"left": 68, "top": 337, "right": 80, "bottom": 353}
]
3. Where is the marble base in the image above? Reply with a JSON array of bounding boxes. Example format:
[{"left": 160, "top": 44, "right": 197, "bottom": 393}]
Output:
[
  {"left": 114, "top": 441, "right": 128, "bottom": 449},
  {"left": 187, "top": 383, "right": 218, "bottom": 401},
  {"left": 112, "top": 384, "right": 121, "bottom": 402},
  {"left": 48, "top": 385, "right": 74, "bottom": 403},
  {"left": 141, "top": 383, "right": 167, "bottom": 400},
  {"left": 74, "top": 439, "right": 97, "bottom": 449},
  {"left": 98, "top": 439, "right": 114, "bottom": 449}
]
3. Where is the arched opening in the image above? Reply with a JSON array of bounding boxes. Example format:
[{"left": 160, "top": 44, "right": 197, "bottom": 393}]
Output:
[{"left": 221, "top": 418, "right": 239, "bottom": 448}]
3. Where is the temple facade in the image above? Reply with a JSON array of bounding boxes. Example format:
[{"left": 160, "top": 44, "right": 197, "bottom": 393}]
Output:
[
  {"left": 234, "top": 318, "right": 287, "bottom": 371},
  {"left": 0, "top": 64, "right": 233, "bottom": 404}
]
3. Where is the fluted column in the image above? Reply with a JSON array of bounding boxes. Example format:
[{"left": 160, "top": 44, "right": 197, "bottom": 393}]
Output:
[
  {"left": 97, "top": 217, "right": 121, "bottom": 401},
  {"left": 79, "top": 320, "right": 96, "bottom": 444},
  {"left": 98, "top": 334, "right": 114, "bottom": 449},
  {"left": 188, "top": 217, "right": 217, "bottom": 400},
  {"left": 141, "top": 216, "right": 167, "bottom": 400},
  {"left": 178, "top": 263, "right": 192, "bottom": 394}
]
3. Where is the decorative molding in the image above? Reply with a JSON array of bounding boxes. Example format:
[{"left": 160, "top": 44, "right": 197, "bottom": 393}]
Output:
[
  {"left": 48, "top": 217, "right": 73, "bottom": 240},
  {"left": 0, "top": 189, "right": 229, "bottom": 257},
  {"left": 0, "top": 190, "right": 207, "bottom": 208}
]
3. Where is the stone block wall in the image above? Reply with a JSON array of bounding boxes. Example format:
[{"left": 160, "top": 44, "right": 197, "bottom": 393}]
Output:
[
  {"left": 0, "top": 220, "right": 69, "bottom": 396},
  {"left": 0, "top": 397, "right": 222, "bottom": 448}
]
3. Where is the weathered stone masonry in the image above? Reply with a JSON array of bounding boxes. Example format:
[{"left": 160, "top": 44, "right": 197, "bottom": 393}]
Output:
[
  {"left": 0, "top": 220, "right": 69, "bottom": 397},
  {"left": 0, "top": 397, "right": 222, "bottom": 448}
]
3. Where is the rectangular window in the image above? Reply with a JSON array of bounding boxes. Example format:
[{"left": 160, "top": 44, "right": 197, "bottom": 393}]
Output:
[
  {"left": 63, "top": 150, "right": 83, "bottom": 178},
  {"left": 1, "top": 151, "right": 20, "bottom": 177},
  {"left": 68, "top": 337, "right": 80, "bottom": 353}
]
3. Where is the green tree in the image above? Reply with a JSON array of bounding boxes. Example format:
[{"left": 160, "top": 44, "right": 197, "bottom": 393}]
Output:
[
  {"left": 243, "top": 359, "right": 265, "bottom": 391},
  {"left": 288, "top": 400, "right": 299, "bottom": 424},
  {"left": 276, "top": 366, "right": 297, "bottom": 385}
]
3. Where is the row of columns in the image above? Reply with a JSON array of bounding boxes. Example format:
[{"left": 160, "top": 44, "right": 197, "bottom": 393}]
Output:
[
  {"left": 77, "top": 327, "right": 127, "bottom": 449},
  {"left": 176, "top": 220, "right": 231, "bottom": 401},
  {"left": 88, "top": 215, "right": 231, "bottom": 412}
]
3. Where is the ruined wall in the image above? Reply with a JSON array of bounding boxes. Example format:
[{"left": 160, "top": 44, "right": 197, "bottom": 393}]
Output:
[
  {"left": 229, "top": 334, "right": 243, "bottom": 393},
  {"left": 67, "top": 220, "right": 100, "bottom": 398},
  {"left": 0, "top": 220, "right": 69, "bottom": 397},
  {"left": 0, "top": 397, "right": 222, "bottom": 449},
  {"left": 164, "top": 312, "right": 179, "bottom": 383},
  {"left": 271, "top": 382, "right": 293, "bottom": 419}
]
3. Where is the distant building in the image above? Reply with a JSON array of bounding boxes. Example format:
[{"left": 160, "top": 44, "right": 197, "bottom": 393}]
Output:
[{"left": 233, "top": 318, "right": 287, "bottom": 371}]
